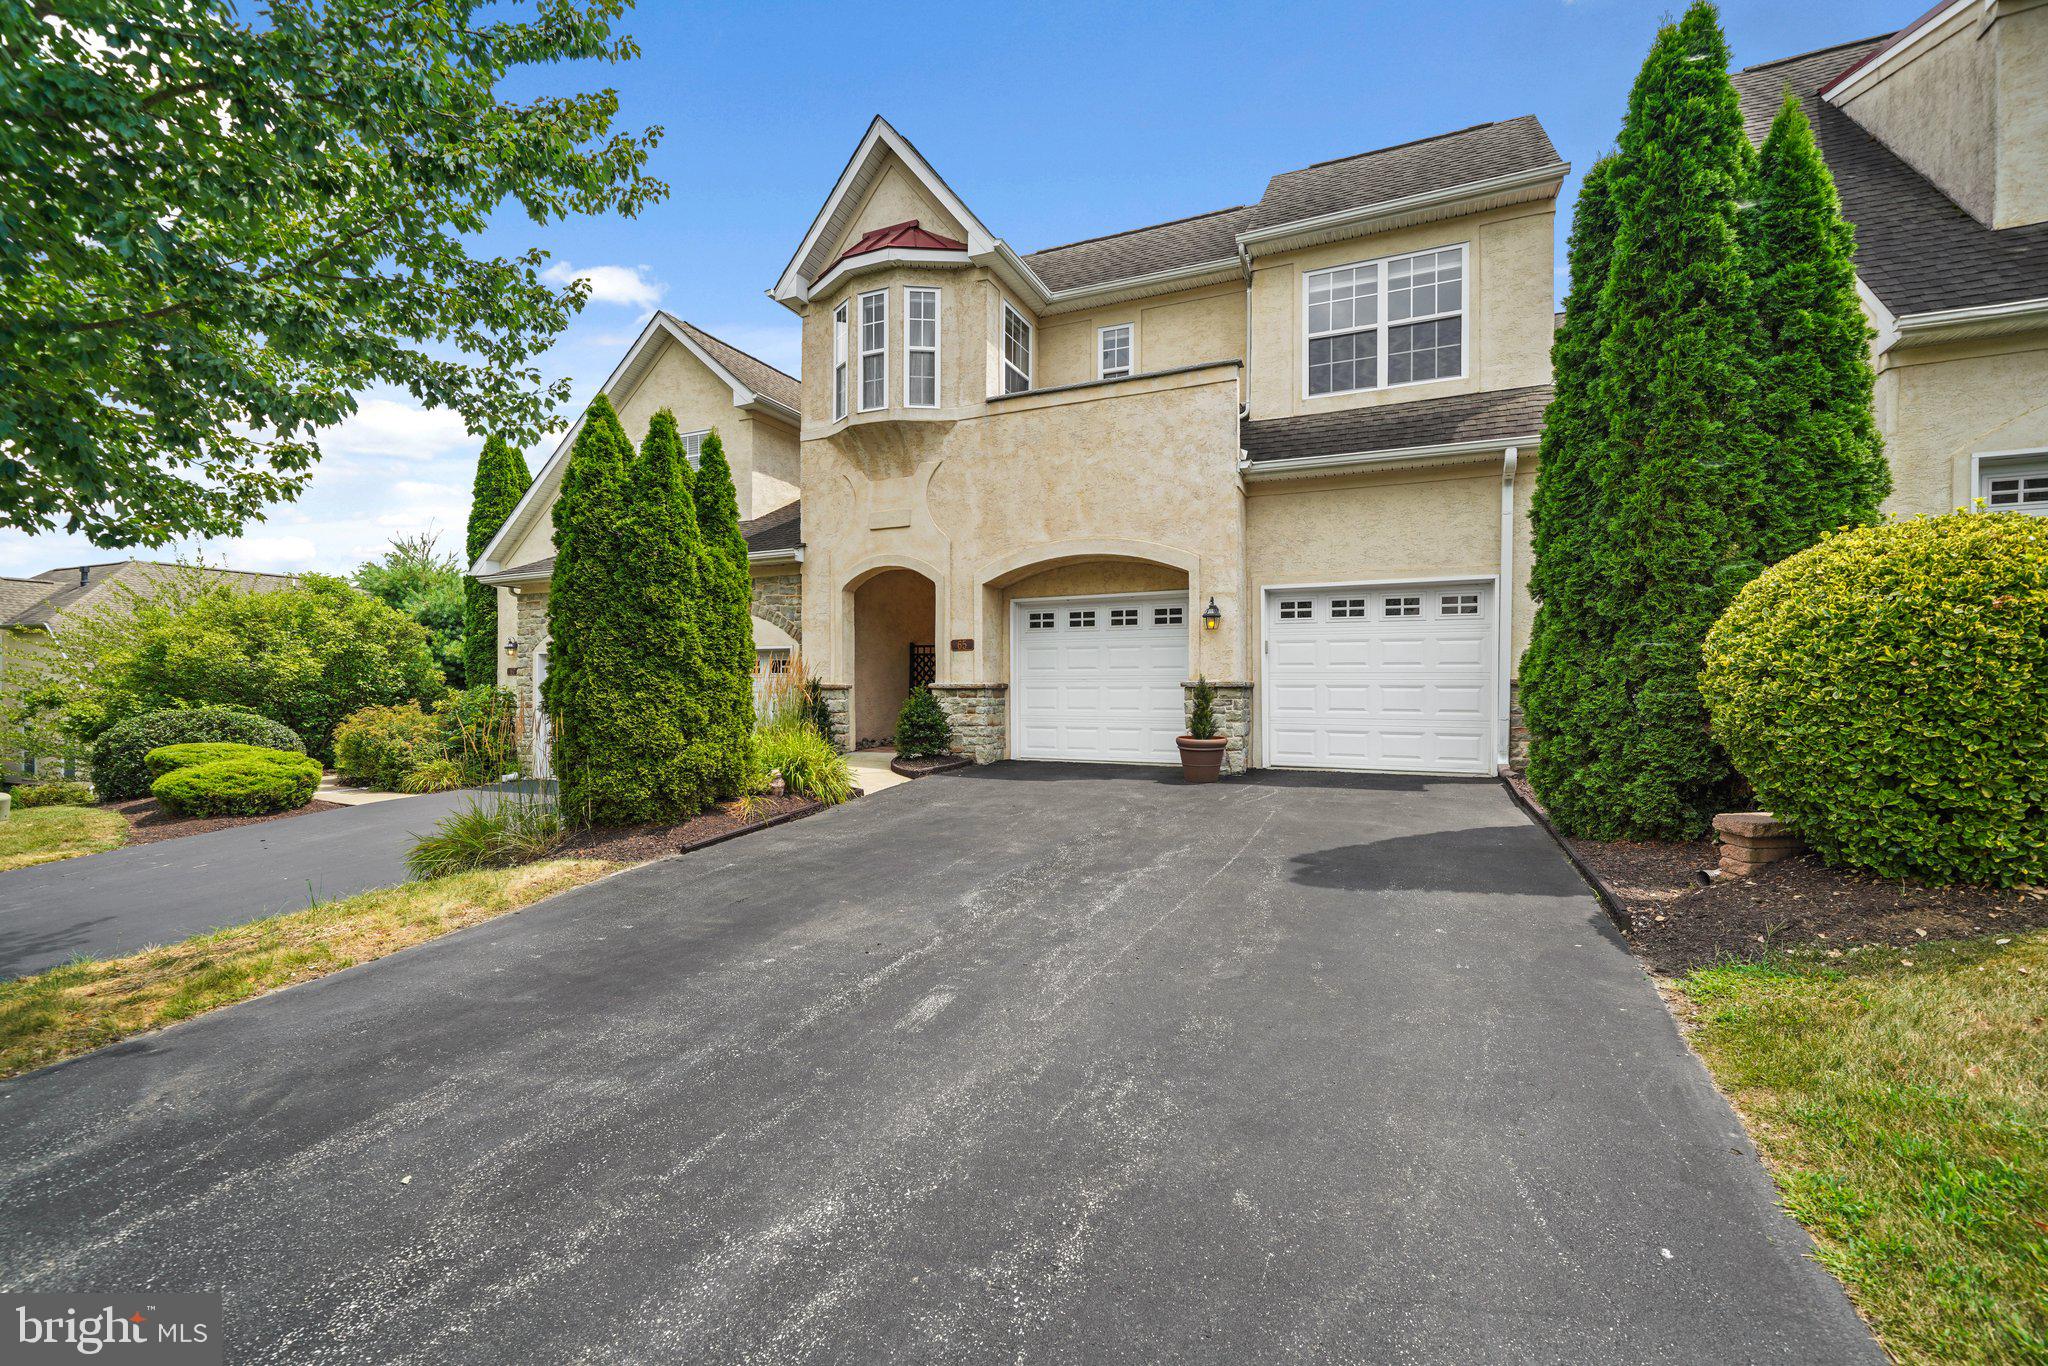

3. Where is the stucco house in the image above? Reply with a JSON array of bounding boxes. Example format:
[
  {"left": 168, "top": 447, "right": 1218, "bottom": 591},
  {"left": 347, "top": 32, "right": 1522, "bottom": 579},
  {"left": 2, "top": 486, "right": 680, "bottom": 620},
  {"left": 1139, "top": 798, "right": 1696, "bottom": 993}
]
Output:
[{"left": 474, "top": 6, "right": 2046, "bottom": 781}]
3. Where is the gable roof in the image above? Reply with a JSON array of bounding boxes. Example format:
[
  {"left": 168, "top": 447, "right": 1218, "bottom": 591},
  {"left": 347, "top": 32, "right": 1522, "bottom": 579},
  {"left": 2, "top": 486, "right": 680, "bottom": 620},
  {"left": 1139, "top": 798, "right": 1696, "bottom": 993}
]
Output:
[
  {"left": 472, "top": 314, "right": 801, "bottom": 577},
  {"left": 4, "top": 561, "right": 297, "bottom": 631},
  {"left": 779, "top": 115, "right": 1566, "bottom": 310},
  {"left": 1241, "top": 385, "right": 1551, "bottom": 470},
  {"left": 1735, "top": 35, "right": 2048, "bottom": 322}
]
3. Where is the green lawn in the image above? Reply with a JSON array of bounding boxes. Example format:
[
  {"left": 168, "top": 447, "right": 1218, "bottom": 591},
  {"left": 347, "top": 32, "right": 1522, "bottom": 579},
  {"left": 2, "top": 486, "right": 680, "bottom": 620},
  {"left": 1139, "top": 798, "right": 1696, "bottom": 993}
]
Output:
[
  {"left": 0, "top": 857, "right": 616, "bottom": 1078},
  {"left": 1680, "top": 931, "right": 2048, "bottom": 1363},
  {"left": 0, "top": 805, "right": 129, "bottom": 871}
]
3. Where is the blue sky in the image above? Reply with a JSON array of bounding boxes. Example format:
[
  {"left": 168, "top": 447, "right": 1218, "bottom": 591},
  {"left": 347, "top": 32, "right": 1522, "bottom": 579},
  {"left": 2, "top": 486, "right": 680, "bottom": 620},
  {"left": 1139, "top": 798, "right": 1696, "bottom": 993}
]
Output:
[{"left": 3, "top": 0, "right": 1895, "bottom": 579}]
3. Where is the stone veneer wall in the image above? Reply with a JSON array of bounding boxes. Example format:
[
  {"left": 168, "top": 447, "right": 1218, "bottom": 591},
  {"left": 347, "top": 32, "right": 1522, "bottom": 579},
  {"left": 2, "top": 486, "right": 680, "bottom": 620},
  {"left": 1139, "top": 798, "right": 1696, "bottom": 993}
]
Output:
[
  {"left": 929, "top": 684, "right": 1007, "bottom": 764},
  {"left": 1186, "top": 681, "right": 1251, "bottom": 776},
  {"left": 751, "top": 570, "right": 802, "bottom": 644},
  {"left": 509, "top": 588, "right": 550, "bottom": 773},
  {"left": 817, "top": 685, "right": 852, "bottom": 752},
  {"left": 1506, "top": 681, "right": 1528, "bottom": 773}
]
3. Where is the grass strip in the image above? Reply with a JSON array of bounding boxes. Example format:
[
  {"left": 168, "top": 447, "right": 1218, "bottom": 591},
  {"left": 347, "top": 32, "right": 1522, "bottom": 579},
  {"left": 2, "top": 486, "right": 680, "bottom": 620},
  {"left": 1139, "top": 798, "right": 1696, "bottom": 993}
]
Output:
[
  {"left": 0, "top": 858, "right": 616, "bottom": 1079},
  {"left": 0, "top": 806, "right": 129, "bottom": 872}
]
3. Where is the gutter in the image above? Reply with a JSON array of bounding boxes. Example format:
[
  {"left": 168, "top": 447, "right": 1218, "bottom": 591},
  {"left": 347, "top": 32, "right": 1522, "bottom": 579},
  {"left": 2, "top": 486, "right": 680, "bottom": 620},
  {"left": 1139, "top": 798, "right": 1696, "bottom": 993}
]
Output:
[
  {"left": 1889, "top": 294, "right": 2048, "bottom": 346},
  {"left": 747, "top": 547, "right": 804, "bottom": 564},
  {"left": 1239, "top": 433, "right": 1542, "bottom": 478},
  {"left": 1231, "top": 163, "right": 1570, "bottom": 254}
]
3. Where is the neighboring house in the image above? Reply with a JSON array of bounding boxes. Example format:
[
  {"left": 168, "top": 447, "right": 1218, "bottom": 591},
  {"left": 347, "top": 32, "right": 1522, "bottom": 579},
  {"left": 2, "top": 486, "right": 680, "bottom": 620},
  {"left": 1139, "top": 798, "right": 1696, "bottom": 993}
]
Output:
[
  {"left": 1, "top": 561, "right": 298, "bottom": 780},
  {"left": 471, "top": 315, "right": 804, "bottom": 776},
  {"left": 1734, "top": 3, "right": 2048, "bottom": 519}
]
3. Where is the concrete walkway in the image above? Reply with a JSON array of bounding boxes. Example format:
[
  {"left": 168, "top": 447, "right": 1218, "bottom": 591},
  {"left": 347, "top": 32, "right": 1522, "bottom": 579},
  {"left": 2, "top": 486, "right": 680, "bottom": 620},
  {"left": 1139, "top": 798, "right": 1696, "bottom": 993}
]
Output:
[
  {"left": 0, "top": 788, "right": 481, "bottom": 977},
  {"left": 0, "top": 765, "right": 1875, "bottom": 1361},
  {"left": 846, "top": 748, "right": 913, "bottom": 794}
]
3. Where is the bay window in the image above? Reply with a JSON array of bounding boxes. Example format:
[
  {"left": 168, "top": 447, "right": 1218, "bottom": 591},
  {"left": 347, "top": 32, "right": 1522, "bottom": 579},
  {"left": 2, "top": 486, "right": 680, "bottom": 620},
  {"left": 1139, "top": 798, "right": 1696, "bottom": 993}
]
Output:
[
  {"left": 906, "top": 286, "right": 940, "bottom": 407},
  {"left": 858, "top": 289, "right": 887, "bottom": 411},
  {"left": 832, "top": 301, "right": 848, "bottom": 420}
]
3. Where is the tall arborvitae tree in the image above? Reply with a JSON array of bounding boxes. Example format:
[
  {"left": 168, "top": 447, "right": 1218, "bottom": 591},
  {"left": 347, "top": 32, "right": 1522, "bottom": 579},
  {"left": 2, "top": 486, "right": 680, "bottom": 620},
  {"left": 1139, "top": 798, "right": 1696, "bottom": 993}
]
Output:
[
  {"left": 544, "top": 395, "right": 639, "bottom": 824},
  {"left": 691, "top": 428, "right": 756, "bottom": 799},
  {"left": 626, "top": 410, "right": 712, "bottom": 818},
  {"left": 1579, "top": 1, "right": 1765, "bottom": 838},
  {"left": 463, "top": 436, "right": 533, "bottom": 688},
  {"left": 1522, "top": 156, "right": 1633, "bottom": 833},
  {"left": 1747, "top": 91, "right": 1889, "bottom": 561}
]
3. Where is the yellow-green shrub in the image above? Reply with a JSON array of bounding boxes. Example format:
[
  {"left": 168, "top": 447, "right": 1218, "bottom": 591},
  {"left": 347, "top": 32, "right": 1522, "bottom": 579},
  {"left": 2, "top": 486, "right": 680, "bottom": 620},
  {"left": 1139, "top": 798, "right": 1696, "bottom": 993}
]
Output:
[
  {"left": 144, "top": 742, "right": 292, "bottom": 780},
  {"left": 332, "top": 702, "right": 442, "bottom": 790},
  {"left": 151, "top": 752, "right": 323, "bottom": 818},
  {"left": 1701, "top": 513, "right": 2048, "bottom": 886}
]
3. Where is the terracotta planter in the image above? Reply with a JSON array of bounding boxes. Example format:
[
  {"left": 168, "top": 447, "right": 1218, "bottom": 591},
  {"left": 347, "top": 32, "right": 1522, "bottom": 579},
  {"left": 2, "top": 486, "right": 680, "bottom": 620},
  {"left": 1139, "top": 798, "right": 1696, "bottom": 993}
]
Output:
[{"left": 1176, "top": 735, "right": 1228, "bottom": 784}]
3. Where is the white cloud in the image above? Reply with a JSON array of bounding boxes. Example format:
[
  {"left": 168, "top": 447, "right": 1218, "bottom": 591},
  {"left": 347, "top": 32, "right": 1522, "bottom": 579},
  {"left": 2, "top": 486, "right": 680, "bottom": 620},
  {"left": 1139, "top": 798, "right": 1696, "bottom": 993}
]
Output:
[
  {"left": 318, "top": 397, "right": 473, "bottom": 462},
  {"left": 543, "top": 261, "right": 667, "bottom": 310},
  {"left": 219, "top": 534, "right": 320, "bottom": 570}
]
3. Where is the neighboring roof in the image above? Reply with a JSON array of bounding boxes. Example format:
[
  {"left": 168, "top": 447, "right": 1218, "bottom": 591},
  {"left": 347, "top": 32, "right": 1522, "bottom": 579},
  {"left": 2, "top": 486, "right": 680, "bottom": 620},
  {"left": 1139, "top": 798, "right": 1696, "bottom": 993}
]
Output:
[
  {"left": 825, "top": 219, "right": 967, "bottom": 275},
  {"left": 1735, "top": 36, "right": 2048, "bottom": 317},
  {"left": 663, "top": 316, "right": 801, "bottom": 412},
  {"left": 741, "top": 499, "right": 802, "bottom": 555},
  {"left": 1241, "top": 385, "right": 1551, "bottom": 466},
  {"left": 1018, "top": 118, "right": 1562, "bottom": 294},
  {"left": 4, "top": 561, "right": 297, "bottom": 631}
]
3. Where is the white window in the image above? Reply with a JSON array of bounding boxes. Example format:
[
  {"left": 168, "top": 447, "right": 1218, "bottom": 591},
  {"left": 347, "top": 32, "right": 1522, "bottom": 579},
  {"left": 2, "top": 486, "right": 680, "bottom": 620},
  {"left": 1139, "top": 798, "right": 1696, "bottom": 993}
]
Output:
[
  {"left": 1440, "top": 593, "right": 1480, "bottom": 616},
  {"left": 1027, "top": 610, "right": 1056, "bottom": 629},
  {"left": 1154, "top": 606, "right": 1184, "bottom": 626},
  {"left": 1098, "top": 323, "right": 1133, "bottom": 380},
  {"left": 1068, "top": 609, "right": 1096, "bottom": 628},
  {"left": 1982, "top": 455, "right": 2048, "bottom": 515},
  {"left": 906, "top": 287, "right": 940, "bottom": 408},
  {"left": 1330, "top": 597, "right": 1367, "bottom": 618},
  {"left": 1305, "top": 244, "right": 1465, "bottom": 397},
  {"left": 1383, "top": 595, "right": 1421, "bottom": 618},
  {"left": 755, "top": 647, "right": 791, "bottom": 675},
  {"left": 681, "top": 430, "right": 708, "bottom": 467},
  {"left": 1109, "top": 607, "right": 1139, "bottom": 626},
  {"left": 832, "top": 302, "right": 848, "bottom": 421},
  {"left": 1002, "top": 302, "right": 1033, "bottom": 394},
  {"left": 858, "top": 289, "right": 887, "bottom": 411},
  {"left": 1279, "top": 599, "right": 1313, "bottom": 620}
]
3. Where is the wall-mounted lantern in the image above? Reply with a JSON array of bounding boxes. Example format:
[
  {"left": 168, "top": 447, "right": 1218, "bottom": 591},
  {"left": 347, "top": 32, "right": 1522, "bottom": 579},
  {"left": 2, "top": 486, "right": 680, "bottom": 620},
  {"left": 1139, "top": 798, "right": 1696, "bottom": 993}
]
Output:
[
  {"left": 504, "top": 638, "right": 520, "bottom": 658},
  {"left": 1201, "top": 597, "right": 1222, "bottom": 632}
]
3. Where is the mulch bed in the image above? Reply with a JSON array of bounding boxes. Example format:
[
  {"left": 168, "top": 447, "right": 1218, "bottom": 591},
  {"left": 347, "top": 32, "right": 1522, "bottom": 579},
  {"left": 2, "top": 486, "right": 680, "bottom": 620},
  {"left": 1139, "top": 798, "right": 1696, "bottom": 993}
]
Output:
[
  {"left": 1506, "top": 774, "right": 2048, "bottom": 975},
  {"left": 553, "top": 794, "right": 825, "bottom": 864},
  {"left": 109, "top": 796, "right": 347, "bottom": 846},
  {"left": 890, "top": 753, "right": 971, "bottom": 778}
]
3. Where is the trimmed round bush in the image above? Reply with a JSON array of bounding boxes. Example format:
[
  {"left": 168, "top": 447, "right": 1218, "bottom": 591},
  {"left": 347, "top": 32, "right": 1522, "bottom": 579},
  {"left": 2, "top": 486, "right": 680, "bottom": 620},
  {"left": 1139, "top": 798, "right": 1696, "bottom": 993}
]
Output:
[
  {"left": 144, "top": 742, "right": 294, "bottom": 781},
  {"left": 1701, "top": 513, "right": 2048, "bottom": 886},
  {"left": 893, "top": 686, "right": 951, "bottom": 759},
  {"left": 332, "top": 702, "right": 443, "bottom": 791},
  {"left": 11, "top": 780, "right": 96, "bottom": 808},
  {"left": 151, "top": 751, "right": 324, "bottom": 818},
  {"left": 90, "top": 707, "right": 305, "bottom": 801}
]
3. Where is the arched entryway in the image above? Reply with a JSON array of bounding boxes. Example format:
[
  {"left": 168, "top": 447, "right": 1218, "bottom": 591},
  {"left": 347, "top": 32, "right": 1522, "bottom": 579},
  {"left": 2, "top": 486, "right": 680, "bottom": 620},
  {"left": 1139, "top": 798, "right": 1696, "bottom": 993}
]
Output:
[{"left": 851, "top": 568, "right": 938, "bottom": 748}]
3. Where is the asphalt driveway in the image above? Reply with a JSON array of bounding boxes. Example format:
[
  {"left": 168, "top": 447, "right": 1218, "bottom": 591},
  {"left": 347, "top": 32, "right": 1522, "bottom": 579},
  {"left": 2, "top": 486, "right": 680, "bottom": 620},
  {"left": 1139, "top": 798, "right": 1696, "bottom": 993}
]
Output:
[
  {"left": 0, "top": 789, "right": 482, "bottom": 978},
  {"left": 0, "top": 765, "right": 1876, "bottom": 1363}
]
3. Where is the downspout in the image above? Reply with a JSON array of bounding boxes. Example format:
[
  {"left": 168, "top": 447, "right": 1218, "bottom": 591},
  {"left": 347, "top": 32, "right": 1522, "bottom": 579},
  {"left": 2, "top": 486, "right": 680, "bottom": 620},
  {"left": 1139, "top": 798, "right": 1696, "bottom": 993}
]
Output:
[
  {"left": 1238, "top": 245, "right": 1254, "bottom": 420},
  {"left": 1497, "top": 447, "right": 1519, "bottom": 772}
]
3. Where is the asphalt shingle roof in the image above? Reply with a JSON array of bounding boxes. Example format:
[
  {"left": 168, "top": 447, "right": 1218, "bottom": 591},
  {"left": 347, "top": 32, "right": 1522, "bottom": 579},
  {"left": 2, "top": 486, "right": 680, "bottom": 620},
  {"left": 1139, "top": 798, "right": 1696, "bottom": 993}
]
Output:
[
  {"left": 1242, "top": 385, "right": 1551, "bottom": 465},
  {"left": 665, "top": 316, "right": 802, "bottom": 412},
  {"left": 741, "top": 499, "right": 802, "bottom": 554},
  {"left": 1734, "top": 37, "right": 2048, "bottom": 317},
  {"left": 1019, "top": 117, "right": 1562, "bottom": 295}
]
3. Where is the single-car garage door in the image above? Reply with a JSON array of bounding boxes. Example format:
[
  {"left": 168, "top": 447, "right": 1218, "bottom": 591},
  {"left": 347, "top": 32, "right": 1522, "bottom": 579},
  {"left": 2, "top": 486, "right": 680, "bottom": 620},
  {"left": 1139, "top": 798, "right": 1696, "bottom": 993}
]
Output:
[
  {"left": 1012, "top": 593, "right": 1188, "bottom": 763},
  {"left": 1264, "top": 582, "right": 1497, "bottom": 775}
]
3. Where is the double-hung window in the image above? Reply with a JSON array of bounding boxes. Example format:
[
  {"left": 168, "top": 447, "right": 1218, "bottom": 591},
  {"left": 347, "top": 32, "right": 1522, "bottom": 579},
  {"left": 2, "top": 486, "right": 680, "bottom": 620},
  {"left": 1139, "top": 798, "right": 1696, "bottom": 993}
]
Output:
[
  {"left": 1305, "top": 244, "right": 1465, "bottom": 397},
  {"left": 832, "top": 302, "right": 848, "bottom": 421},
  {"left": 1981, "top": 453, "right": 2048, "bottom": 515},
  {"left": 1002, "top": 303, "right": 1033, "bottom": 394},
  {"left": 905, "top": 287, "right": 940, "bottom": 408},
  {"left": 858, "top": 289, "right": 887, "bottom": 411},
  {"left": 1098, "top": 323, "right": 1132, "bottom": 380}
]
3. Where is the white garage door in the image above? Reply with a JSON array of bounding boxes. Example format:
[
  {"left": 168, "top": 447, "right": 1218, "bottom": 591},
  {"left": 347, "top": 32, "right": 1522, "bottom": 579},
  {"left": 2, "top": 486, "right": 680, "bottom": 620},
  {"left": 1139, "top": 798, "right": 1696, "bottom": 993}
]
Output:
[
  {"left": 1012, "top": 594, "right": 1189, "bottom": 763},
  {"left": 1264, "top": 583, "right": 1497, "bottom": 775}
]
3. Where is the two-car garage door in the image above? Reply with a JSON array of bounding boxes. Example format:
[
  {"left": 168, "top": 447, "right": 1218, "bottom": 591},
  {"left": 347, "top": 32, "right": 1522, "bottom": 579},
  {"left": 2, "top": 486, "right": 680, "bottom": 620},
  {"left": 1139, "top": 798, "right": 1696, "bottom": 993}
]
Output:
[{"left": 1263, "top": 582, "right": 1497, "bottom": 775}]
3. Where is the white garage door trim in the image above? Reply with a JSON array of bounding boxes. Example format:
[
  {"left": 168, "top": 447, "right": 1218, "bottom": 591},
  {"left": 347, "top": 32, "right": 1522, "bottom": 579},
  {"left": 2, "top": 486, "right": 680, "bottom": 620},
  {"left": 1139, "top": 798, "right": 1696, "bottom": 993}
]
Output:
[
  {"left": 1259, "top": 576, "right": 1501, "bottom": 776},
  {"left": 1010, "top": 591, "right": 1190, "bottom": 764}
]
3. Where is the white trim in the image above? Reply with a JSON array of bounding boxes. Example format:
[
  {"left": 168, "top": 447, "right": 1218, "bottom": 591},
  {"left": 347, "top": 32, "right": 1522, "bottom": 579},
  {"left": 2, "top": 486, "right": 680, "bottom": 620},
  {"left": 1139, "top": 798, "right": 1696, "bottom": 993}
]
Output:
[
  {"left": 1893, "top": 294, "right": 2048, "bottom": 346},
  {"left": 856, "top": 288, "right": 888, "bottom": 413},
  {"left": 1497, "top": 446, "right": 1519, "bottom": 770},
  {"left": 1971, "top": 447, "right": 2048, "bottom": 513},
  {"left": 1000, "top": 301, "right": 1033, "bottom": 395},
  {"left": 680, "top": 428, "right": 710, "bottom": 468},
  {"left": 1857, "top": 276, "right": 1901, "bottom": 353},
  {"left": 748, "top": 546, "right": 804, "bottom": 564},
  {"left": 1096, "top": 321, "right": 1134, "bottom": 380},
  {"left": 1007, "top": 590, "right": 1190, "bottom": 766},
  {"left": 1302, "top": 242, "right": 1469, "bottom": 402},
  {"left": 905, "top": 285, "right": 941, "bottom": 408},
  {"left": 1240, "top": 433, "right": 1540, "bottom": 480},
  {"left": 1820, "top": 0, "right": 1982, "bottom": 106},
  {"left": 832, "top": 301, "right": 848, "bottom": 422},
  {"left": 1257, "top": 575, "right": 1500, "bottom": 775},
  {"left": 810, "top": 245, "right": 969, "bottom": 300},
  {"left": 1236, "top": 164, "right": 1568, "bottom": 254}
]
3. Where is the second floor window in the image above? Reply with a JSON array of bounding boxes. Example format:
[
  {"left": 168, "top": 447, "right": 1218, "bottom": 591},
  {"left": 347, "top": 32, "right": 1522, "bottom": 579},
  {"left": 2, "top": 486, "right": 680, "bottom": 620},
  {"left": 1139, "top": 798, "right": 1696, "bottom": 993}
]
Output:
[
  {"left": 1098, "top": 323, "right": 1132, "bottom": 379},
  {"left": 859, "top": 289, "right": 887, "bottom": 411},
  {"left": 1002, "top": 302, "right": 1032, "bottom": 394},
  {"left": 832, "top": 302, "right": 848, "bottom": 421},
  {"left": 906, "top": 287, "right": 939, "bottom": 408},
  {"left": 1306, "top": 244, "right": 1465, "bottom": 397},
  {"left": 682, "top": 430, "right": 708, "bottom": 467}
]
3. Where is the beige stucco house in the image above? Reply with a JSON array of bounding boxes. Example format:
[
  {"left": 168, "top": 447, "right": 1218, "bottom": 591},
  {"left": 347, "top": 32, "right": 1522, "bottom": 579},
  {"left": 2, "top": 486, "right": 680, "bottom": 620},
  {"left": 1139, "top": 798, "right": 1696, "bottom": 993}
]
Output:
[{"left": 476, "top": 7, "right": 2047, "bottom": 780}]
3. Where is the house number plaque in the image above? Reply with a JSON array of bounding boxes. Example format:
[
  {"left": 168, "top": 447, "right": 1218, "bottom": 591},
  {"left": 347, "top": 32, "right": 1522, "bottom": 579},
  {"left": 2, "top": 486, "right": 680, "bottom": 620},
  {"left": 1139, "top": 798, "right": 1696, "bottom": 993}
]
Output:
[{"left": 950, "top": 638, "right": 974, "bottom": 652}]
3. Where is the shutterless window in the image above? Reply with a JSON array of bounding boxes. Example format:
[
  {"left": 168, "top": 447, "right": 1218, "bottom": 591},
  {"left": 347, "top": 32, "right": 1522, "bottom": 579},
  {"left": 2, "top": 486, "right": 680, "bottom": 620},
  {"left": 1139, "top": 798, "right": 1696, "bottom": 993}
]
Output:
[
  {"left": 681, "top": 430, "right": 707, "bottom": 467},
  {"left": 1109, "top": 607, "right": 1139, "bottom": 626},
  {"left": 1279, "top": 599, "right": 1313, "bottom": 620},
  {"left": 832, "top": 302, "right": 849, "bottom": 420},
  {"left": 1440, "top": 593, "right": 1480, "bottom": 616},
  {"left": 1002, "top": 303, "right": 1033, "bottom": 394},
  {"left": 1068, "top": 609, "right": 1096, "bottom": 628},
  {"left": 1330, "top": 597, "right": 1367, "bottom": 618},
  {"left": 1027, "top": 611, "right": 1056, "bottom": 629},
  {"left": 1098, "top": 323, "right": 1133, "bottom": 379},
  {"left": 858, "top": 289, "right": 887, "bottom": 411},
  {"left": 1983, "top": 456, "right": 2048, "bottom": 514},
  {"left": 1154, "top": 606, "right": 1184, "bottom": 626},
  {"left": 1306, "top": 244, "right": 1465, "bottom": 397},
  {"left": 906, "top": 287, "right": 940, "bottom": 408}
]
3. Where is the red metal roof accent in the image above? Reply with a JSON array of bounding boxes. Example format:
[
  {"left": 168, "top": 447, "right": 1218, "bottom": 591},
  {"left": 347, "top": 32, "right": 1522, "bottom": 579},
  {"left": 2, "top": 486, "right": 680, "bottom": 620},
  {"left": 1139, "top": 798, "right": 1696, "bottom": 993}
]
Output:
[
  {"left": 1817, "top": 3, "right": 1944, "bottom": 97},
  {"left": 822, "top": 220, "right": 967, "bottom": 274}
]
